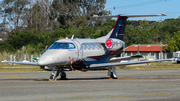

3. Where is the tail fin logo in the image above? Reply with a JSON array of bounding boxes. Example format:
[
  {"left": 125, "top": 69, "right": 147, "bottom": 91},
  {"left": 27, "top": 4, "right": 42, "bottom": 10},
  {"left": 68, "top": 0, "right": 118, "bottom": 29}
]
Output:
[{"left": 105, "top": 39, "right": 113, "bottom": 48}]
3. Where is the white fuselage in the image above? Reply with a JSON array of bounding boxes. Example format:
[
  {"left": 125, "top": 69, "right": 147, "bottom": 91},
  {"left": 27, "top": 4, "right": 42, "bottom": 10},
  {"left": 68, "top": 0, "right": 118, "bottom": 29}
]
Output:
[{"left": 38, "top": 38, "right": 125, "bottom": 67}]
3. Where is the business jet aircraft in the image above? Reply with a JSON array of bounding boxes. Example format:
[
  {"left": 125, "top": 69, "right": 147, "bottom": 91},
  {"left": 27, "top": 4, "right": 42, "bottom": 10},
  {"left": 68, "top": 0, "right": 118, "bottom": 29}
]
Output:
[{"left": 2, "top": 13, "right": 171, "bottom": 80}]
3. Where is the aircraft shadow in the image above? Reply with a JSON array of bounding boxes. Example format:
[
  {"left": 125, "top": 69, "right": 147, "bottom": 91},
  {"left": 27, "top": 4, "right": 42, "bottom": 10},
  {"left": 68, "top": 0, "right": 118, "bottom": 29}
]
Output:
[
  {"left": 0, "top": 77, "right": 111, "bottom": 81},
  {"left": 1, "top": 75, "right": 180, "bottom": 81}
]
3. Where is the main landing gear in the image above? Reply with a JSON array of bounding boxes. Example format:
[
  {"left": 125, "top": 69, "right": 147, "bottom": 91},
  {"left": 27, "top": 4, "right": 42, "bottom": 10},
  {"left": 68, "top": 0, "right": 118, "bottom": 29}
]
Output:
[
  {"left": 108, "top": 67, "right": 117, "bottom": 79},
  {"left": 50, "top": 67, "right": 67, "bottom": 80}
]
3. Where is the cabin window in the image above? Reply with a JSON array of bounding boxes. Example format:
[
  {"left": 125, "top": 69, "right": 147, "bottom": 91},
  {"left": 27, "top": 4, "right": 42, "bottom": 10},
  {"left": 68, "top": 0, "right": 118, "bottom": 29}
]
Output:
[
  {"left": 82, "top": 43, "right": 101, "bottom": 50},
  {"left": 69, "top": 43, "right": 75, "bottom": 49},
  {"left": 95, "top": 44, "right": 99, "bottom": 49},
  {"left": 98, "top": 43, "right": 101, "bottom": 49},
  {"left": 90, "top": 44, "right": 94, "bottom": 50},
  {"left": 87, "top": 44, "right": 90, "bottom": 50},
  {"left": 82, "top": 44, "right": 86, "bottom": 50}
]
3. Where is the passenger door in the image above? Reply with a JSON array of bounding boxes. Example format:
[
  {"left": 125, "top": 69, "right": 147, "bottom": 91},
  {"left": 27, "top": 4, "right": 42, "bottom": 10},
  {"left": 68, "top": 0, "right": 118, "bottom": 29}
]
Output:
[{"left": 72, "top": 40, "right": 83, "bottom": 60}]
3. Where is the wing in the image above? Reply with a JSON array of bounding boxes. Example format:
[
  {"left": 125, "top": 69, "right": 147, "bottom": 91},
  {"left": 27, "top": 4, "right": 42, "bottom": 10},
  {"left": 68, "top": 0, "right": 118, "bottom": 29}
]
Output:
[
  {"left": 109, "top": 55, "right": 143, "bottom": 62},
  {"left": 89, "top": 59, "right": 172, "bottom": 68},
  {"left": 2, "top": 61, "right": 38, "bottom": 65}
]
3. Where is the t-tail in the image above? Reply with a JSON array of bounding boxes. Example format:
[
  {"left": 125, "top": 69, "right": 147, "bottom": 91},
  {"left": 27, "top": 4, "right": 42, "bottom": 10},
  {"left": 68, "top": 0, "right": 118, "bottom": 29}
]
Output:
[{"left": 93, "top": 13, "right": 166, "bottom": 40}]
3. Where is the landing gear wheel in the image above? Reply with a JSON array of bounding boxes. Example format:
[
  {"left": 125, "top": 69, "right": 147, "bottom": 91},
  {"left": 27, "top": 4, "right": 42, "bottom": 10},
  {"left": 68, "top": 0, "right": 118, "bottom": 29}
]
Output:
[
  {"left": 177, "top": 61, "right": 180, "bottom": 64},
  {"left": 50, "top": 74, "right": 55, "bottom": 79},
  {"left": 60, "top": 72, "right": 66, "bottom": 79},
  {"left": 110, "top": 72, "right": 117, "bottom": 79}
]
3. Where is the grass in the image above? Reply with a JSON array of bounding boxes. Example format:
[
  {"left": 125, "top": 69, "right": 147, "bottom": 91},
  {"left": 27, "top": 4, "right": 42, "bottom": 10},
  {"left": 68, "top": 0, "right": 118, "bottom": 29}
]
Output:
[
  {"left": 0, "top": 68, "right": 43, "bottom": 73},
  {"left": 0, "top": 65, "right": 43, "bottom": 73}
]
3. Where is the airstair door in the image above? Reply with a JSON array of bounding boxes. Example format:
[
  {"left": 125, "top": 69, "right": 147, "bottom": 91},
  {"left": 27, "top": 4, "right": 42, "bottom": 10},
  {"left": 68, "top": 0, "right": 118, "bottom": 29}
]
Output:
[{"left": 73, "top": 40, "right": 83, "bottom": 60}]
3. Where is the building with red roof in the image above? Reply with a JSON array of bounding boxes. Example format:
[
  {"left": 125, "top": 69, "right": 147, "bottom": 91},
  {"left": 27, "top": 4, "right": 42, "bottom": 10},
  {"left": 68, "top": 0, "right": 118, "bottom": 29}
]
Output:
[
  {"left": 123, "top": 45, "right": 173, "bottom": 60},
  {"left": 124, "top": 45, "right": 163, "bottom": 52}
]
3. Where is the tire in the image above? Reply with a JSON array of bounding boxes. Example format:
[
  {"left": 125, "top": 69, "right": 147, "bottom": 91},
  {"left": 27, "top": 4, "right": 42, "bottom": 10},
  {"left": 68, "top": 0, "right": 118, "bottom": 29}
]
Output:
[
  {"left": 60, "top": 72, "right": 66, "bottom": 79},
  {"left": 50, "top": 74, "right": 54, "bottom": 79},
  {"left": 110, "top": 72, "right": 117, "bottom": 79}
]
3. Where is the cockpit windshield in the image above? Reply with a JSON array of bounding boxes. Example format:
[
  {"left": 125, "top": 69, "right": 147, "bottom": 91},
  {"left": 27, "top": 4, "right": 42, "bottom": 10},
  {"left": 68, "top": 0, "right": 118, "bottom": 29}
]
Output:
[{"left": 49, "top": 42, "right": 75, "bottom": 49}]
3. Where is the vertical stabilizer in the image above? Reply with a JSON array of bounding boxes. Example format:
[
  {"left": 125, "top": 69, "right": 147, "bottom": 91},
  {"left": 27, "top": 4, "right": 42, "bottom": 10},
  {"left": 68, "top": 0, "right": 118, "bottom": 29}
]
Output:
[
  {"left": 93, "top": 13, "right": 166, "bottom": 40},
  {"left": 109, "top": 16, "right": 127, "bottom": 40}
]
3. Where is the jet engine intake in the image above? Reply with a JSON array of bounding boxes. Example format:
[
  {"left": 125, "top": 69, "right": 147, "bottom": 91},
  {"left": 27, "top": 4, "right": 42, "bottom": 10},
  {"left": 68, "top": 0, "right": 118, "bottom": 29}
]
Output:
[{"left": 105, "top": 38, "right": 124, "bottom": 51}]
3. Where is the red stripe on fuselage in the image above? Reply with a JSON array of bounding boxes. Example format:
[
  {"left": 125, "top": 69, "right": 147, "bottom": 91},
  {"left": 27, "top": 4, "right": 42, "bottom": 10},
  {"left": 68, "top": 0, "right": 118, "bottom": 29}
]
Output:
[{"left": 110, "top": 15, "right": 120, "bottom": 37}]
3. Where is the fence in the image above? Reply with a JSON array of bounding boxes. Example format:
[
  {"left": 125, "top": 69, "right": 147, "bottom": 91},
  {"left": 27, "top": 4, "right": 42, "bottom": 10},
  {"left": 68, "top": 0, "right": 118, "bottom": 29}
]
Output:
[{"left": 0, "top": 54, "right": 41, "bottom": 65}]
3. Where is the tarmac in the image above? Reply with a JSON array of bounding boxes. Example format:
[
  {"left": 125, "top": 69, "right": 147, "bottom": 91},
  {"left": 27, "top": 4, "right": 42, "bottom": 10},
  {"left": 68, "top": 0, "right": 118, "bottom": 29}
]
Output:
[{"left": 0, "top": 69, "right": 180, "bottom": 101}]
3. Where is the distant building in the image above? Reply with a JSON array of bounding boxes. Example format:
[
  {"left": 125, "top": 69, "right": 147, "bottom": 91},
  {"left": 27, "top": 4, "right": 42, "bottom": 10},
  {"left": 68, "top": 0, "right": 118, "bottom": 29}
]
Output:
[{"left": 123, "top": 44, "right": 173, "bottom": 60}]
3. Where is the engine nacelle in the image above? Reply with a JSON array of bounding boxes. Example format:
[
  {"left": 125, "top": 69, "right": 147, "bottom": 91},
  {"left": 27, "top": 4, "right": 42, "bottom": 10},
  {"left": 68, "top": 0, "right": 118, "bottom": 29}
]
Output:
[{"left": 105, "top": 38, "right": 125, "bottom": 51}]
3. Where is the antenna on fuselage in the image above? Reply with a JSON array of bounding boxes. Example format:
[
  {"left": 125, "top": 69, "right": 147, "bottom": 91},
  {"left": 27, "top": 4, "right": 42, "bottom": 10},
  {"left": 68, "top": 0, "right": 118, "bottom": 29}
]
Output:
[{"left": 71, "top": 34, "right": 74, "bottom": 40}]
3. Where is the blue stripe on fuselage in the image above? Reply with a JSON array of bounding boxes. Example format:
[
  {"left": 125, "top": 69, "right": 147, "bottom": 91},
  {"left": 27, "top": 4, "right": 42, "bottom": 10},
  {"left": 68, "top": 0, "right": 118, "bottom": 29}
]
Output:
[{"left": 85, "top": 57, "right": 109, "bottom": 67}]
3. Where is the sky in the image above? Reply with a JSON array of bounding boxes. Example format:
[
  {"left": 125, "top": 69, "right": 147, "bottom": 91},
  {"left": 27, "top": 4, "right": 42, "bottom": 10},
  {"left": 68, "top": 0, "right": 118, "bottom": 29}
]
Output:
[
  {"left": 0, "top": 0, "right": 180, "bottom": 23},
  {"left": 105, "top": 0, "right": 180, "bottom": 21}
]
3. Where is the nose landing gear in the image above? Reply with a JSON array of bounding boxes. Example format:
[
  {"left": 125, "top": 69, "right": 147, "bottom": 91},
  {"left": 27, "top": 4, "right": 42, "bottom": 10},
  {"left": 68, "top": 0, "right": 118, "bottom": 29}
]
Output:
[{"left": 50, "top": 67, "right": 67, "bottom": 80}]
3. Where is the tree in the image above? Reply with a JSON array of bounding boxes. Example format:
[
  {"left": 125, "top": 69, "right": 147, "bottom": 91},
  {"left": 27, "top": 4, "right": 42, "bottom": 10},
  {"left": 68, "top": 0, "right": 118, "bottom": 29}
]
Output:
[
  {"left": 51, "top": 0, "right": 110, "bottom": 29},
  {"left": 0, "top": 19, "right": 8, "bottom": 31},
  {"left": 25, "top": 0, "right": 55, "bottom": 30},
  {"left": 166, "top": 31, "right": 180, "bottom": 52},
  {"left": 0, "top": 0, "right": 30, "bottom": 30}
]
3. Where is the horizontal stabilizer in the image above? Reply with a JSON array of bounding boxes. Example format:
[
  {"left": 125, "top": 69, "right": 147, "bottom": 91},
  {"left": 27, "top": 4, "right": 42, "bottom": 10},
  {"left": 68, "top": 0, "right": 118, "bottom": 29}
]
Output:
[{"left": 93, "top": 13, "right": 166, "bottom": 18}]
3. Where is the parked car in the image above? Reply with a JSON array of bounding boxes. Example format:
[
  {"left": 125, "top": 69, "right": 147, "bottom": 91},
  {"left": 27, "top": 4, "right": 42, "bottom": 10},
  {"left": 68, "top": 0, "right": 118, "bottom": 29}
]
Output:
[
  {"left": 177, "top": 57, "right": 180, "bottom": 64},
  {"left": 174, "top": 51, "right": 180, "bottom": 61}
]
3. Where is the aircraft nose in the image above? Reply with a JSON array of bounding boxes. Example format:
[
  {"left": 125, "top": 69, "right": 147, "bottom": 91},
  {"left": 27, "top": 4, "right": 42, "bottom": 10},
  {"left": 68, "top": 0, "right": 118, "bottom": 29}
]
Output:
[
  {"left": 38, "top": 58, "right": 47, "bottom": 66},
  {"left": 37, "top": 49, "right": 69, "bottom": 66},
  {"left": 38, "top": 58, "right": 46, "bottom": 66},
  {"left": 38, "top": 55, "right": 55, "bottom": 66}
]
